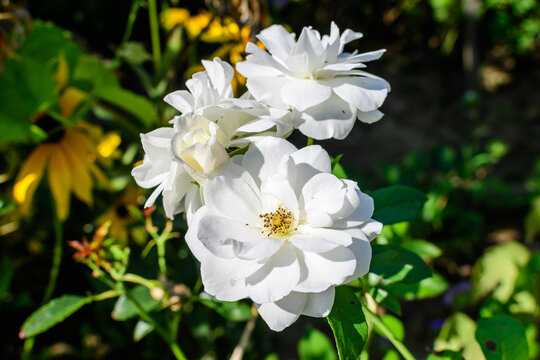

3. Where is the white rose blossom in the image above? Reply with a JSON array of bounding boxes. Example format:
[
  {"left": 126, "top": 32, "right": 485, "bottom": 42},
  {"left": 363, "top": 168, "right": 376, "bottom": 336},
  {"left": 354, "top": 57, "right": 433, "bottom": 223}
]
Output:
[
  {"left": 185, "top": 137, "right": 382, "bottom": 331},
  {"left": 236, "top": 22, "right": 391, "bottom": 140},
  {"left": 132, "top": 58, "right": 282, "bottom": 220}
]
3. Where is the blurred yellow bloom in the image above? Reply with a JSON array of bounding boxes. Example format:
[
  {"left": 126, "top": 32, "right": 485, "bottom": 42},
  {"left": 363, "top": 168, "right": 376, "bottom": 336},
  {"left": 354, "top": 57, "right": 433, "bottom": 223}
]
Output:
[
  {"left": 13, "top": 57, "right": 117, "bottom": 221},
  {"left": 96, "top": 186, "right": 146, "bottom": 244}
]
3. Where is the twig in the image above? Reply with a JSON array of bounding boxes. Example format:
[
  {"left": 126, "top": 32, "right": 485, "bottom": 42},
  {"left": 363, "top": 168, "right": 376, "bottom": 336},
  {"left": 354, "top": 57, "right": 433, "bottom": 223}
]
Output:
[{"left": 230, "top": 304, "right": 258, "bottom": 360}]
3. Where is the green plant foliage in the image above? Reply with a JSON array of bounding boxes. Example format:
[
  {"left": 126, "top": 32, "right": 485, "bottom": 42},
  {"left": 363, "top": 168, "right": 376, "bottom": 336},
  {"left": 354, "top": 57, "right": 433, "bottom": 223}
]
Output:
[
  {"left": 327, "top": 286, "right": 368, "bottom": 360},
  {"left": 371, "top": 186, "right": 427, "bottom": 225},
  {"left": 370, "top": 244, "right": 432, "bottom": 284},
  {"left": 401, "top": 239, "right": 442, "bottom": 259},
  {"left": 434, "top": 312, "right": 484, "bottom": 360},
  {"left": 0, "top": 257, "right": 12, "bottom": 302},
  {"left": 111, "top": 285, "right": 162, "bottom": 321},
  {"left": 475, "top": 315, "right": 528, "bottom": 360},
  {"left": 198, "top": 293, "right": 253, "bottom": 322},
  {"left": 97, "top": 87, "right": 158, "bottom": 128},
  {"left": 20, "top": 295, "right": 91, "bottom": 338},
  {"left": 471, "top": 242, "right": 531, "bottom": 303},
  {"left": 133, "top": 319, "right": 154, "bottom": 342},
  {"left": 384, "top": 273, "right": 449, "bottom": 300},
  {"left": 298, "top": 327, "right": 337, "bottom": 360},
  {"left": 524, "top": 196, "right": 540, "bottom": 243},
  {"left": 374, "top": 314, "right": 404, "bottom": 341},
  {"left": 427, "top": 350, "right": 463, "bottom": 360}
]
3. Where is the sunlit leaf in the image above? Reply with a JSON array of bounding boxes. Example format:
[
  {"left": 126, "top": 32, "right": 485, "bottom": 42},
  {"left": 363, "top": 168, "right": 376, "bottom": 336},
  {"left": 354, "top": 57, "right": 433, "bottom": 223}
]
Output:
[
  {"left": 475, "top": 315, "right": 528, "bottom": 360},
  {"left": 20, "top": 295, "right": 90, "bottom": 338},
  {"left": 112, "top": 286, "right": 161, "bottom": 321},
  {"left": 133, "top": 319, "right": 154, "bottom": 342},
  {"left": 401, "top": 239, "right": 442, "bottom": 259},
  {"left": 298, "top": 327, "right": 337, "bottom": 360},
  {"left": 327, "top": 286, "right": 368, "bottom": 360},
  {"left": 434, "top": 312, "right": 484, "bottom": 360}
]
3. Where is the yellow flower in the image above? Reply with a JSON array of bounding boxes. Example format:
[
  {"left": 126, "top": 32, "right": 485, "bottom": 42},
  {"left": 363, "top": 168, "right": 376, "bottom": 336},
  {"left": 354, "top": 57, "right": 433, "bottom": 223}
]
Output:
[
  {"left": 13, "top": 57, "right": 116, "bottom": 221},
  {"left": 95, "top": 186, "right": 146, "bottom": 244}
]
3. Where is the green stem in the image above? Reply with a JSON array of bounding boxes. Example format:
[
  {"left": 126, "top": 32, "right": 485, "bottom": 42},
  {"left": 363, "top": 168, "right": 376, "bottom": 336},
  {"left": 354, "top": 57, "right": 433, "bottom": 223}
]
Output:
[
  {"left": 307, "top": 137, "right": 314, "bottom": 146},
  {"left": 42, "top": 197, "right": 63, "bottom": 304},
  {"left": 147, "top": 0, "right": 161, "bottom": 75},
  {"left": 121, "top": 0, "right": 141, "bottom": 45},
  {"left": 361, "top": 304, "right": 415, "bottom": 360},
  {"left": 156, "top": 232, "right": 169, "bottom": 276},
  {"left": 21, "top": 337, "right": 35, "bottom": 360},
  {"left": 123, "top": 285, "right": 187, "bottom": 360}
]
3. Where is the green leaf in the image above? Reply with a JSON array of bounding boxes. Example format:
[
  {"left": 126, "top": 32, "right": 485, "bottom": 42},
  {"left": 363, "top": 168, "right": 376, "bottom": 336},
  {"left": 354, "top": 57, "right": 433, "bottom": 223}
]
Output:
[
  {"left": 97, "top": 87, "right": 157, "bottom": 127},
  {"left": 117, "top": 42, "right": 152, "bottom": 65},
  {"left": 298, "top": 327, "right": 337, "bottom": 360},
  {"left": 112, "top": 286, "right": 161, "bottom": 321},
  {"left": 525, "top": 196, "right": 540, "bottom": 243},
  {"left": 133, "top": 319, "right": 154, "bottom": 342},
  {"left": 327, "top": 286, "right": 368, "bottom": 360},
  {"left": 370, "top": 244, "right": 431, "bottom": 284},
  {"left": 427, "top": 350, "right": 463, "bottom": 360},
  {"left": 472, "top": 242, "right": 530, "bottom": 302},
  {"left": 475, "top": 315, "right": 528, "bottom": 360},
  {"left": 371, "top": 186, "right": 427, "bottom": 225},
  {"left": 434, "top": 312, "right": 483, "bottom": 360},
  {"left": 20, "top": 295, "right": 90, "bottom": 338},
  {"left": 0, "top": 257, "right": 12, "bottom": 301},
  {"left": 198, "top": 293, "right": 252, "bottom": 322},
  {"left": 385, "top": 273, "right": 449, "bottom": 300},
  {"left": 72, "top": 55, "right": 119, "bottom": 91},
  {"left": 372, "top": 288, "right": 401, "bottom": 315},
  {"left": 0, "top": 57, "right": 58, "bottom": 142},
  {"left": 374, "top": 314, "right": 404, "bottom": 341},
  {"left": 331, "top": 155, "right": 348, "bottom": 179},
  {"left": 401, "top": 239, "right": 442, "bottom": 259}
]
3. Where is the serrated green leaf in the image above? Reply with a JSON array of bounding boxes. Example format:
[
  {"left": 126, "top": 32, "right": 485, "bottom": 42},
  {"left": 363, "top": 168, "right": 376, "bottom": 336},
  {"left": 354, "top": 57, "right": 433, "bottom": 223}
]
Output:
[
  {"left": 475, "top": 315, "right": 528, "bottom": 360},
  {"left": 0, "top": 257, "right": 12, "bottom": 301},
  {"left": 112, "top": 286, "right": 161, "bottom": 321},
  {"left": 298, "top": 327, "right": 337, "bottom": 360},
  {"left": 434, "top": 312, "right": 484, "bottom": 360},
  {"left": 198, "top": 293, "right": 252, "bottom": 322},
  {"left": 370, "top": 244, "right": 431, "bottom": 284},
  {"left": 371, "top": 186, "right": 427, "bottom": 225},
  {"left": 20, "top": 295, "right": 90, "bottom": 338},
  {"left": 327, "top": 286, "right": 368, "bottom": 360},
  {"left": 97, "top": 87, "right": 157, "bottom": 127},
  {"left": 133, "top": 319, "right": 154, "bottom": 342},
  {"left": 472, "top": 242, "right": 530, "bottom": 302}
]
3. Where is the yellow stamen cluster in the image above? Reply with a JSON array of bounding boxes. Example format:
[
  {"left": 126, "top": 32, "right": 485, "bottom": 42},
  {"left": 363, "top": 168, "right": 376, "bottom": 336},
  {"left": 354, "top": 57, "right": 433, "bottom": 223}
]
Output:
[{"left": 259, "top": 207, "right": 296, "bottom": 237}]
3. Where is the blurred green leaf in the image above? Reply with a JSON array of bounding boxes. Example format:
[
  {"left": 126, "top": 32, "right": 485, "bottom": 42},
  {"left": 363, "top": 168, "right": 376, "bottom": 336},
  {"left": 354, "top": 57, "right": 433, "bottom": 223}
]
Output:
[
  {"left": 525, "top": 196, "right": 540, "bottom": 243},
  {"left": 475, "top": 315, "right": 528, "bottom": 360},
  {"left": 112, "top": 286, "right": 161, "bottom": 321},
  {"left": 427, "top": 350, "right": 463, "bottom": 359},
  {"left": 20, "top": 295, "right": 90, "bottom": 338},
  {"left": 382, "top": 349, "right": 400, "bottom": 360},
  {"left": 472, "top": 242, "right": 530, "bottom": 302},
  {"left": 327, "top": 286, "right": 368, "bottom": 360},
  {"left": 374, "top": 314, "right": 404, "bottom": 341},
  {"left": 401, "top": 239, "right": 442, "bottom": 259},
  {"left": 385, "top": 273, "right": 449, "bottom": 300},
  {"left": 371, "top": 186, "right": 427, "bottom": 225},
  {"left": 331, "top": 154, "right": 348, "bottom": 179},
  {"left": 117, "top": 42, "right": 152, "bottom": 65},
  {"left": 72, "top": 55, "right": 119, "bottom": 91},
  {"left": 198, "top": 293, "right": 252, "bottom": 322},
  {"left": 97, "top": 87, "right": 157, "bottom": 127},
  {"left": 370, "top": 244, "right": 431, "bottom": 284},
  {"left": 133, "top": 319, "right": 154, "bottom": 342},
  {"left": 298, "top": 327, "right": 337, "bottom": 360},
  {"left": 434, "top": 312, "right": 484, "bottom": 360},
  {"left": 0, "top": 257, "right": 12, "bottom": 302},
  {"left": 0, "top": 57, "right": 58, "bottom": 142}
]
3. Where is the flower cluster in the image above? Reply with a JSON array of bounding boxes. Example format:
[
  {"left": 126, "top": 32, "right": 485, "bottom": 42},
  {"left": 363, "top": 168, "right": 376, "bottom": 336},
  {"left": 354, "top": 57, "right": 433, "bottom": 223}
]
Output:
[{"left": 133, "top": 23, "right": 388, "bottom": 331}]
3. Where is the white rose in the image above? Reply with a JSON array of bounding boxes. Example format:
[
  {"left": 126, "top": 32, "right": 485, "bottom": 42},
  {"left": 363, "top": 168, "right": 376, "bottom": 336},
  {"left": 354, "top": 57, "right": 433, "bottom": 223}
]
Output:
[
  {"left": 185, "top": 137, "right": 382, "bottom": 331},
  {"left": 236, "top": 22, "right": 391, "bottom": 140}
]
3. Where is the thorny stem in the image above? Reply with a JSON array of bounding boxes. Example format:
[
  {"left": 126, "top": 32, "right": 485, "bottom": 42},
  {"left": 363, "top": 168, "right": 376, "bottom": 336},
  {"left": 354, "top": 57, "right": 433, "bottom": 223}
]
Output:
[
  {"left": 147, "top": 0, "right": 162, "bottom": 76},
  {"left": 42, "top": 196, "right": 63, "bottom": 304},
  {"left": 230, "top": 304, "right": 259, "bottom": 360},
  {"left": 361, "top": 303, "right": 416, "bottom": 360}
]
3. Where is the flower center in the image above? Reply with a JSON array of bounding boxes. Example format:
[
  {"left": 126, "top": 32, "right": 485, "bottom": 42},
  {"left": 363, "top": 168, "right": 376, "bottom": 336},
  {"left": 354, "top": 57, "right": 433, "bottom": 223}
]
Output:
[{"left": 259, "top": 207, "right": 295, "bottom": 237}]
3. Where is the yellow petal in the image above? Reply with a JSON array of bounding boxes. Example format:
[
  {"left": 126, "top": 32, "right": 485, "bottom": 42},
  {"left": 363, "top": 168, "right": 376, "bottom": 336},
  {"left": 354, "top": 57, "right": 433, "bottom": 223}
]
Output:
[
  {"left": 161, "top": 8, "right": 190, "bottom": 31},
  {"left": 60, "top": 134, "right": 94, "bottom": 206},
  {"left": 97, "top": 132, "right": 121, "bottom": 158},
  {"left": 14, "top": 145, "right": 52, "bottom": 213},
  {"left": 59, "top": 87, "right": 87, "bottom": 117},
  {"left": 48, "top": 146, "right": 73, "bottom": 221}
]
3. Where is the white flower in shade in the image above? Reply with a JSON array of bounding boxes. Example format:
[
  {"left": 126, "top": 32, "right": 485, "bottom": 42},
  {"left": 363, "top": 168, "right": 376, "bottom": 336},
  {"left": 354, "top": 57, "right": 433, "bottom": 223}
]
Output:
[
  {"left": 185, "top": 137, "right": 382, "bottom": 331},
  {"left": 236, "top": 22, "right": 391, "bottom": 140}
]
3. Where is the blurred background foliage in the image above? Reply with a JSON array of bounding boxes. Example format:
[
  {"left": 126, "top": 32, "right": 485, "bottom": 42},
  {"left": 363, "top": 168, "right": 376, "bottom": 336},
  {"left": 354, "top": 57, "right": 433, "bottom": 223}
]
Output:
[{"left": 0, "top": 0, "right": 539, "bottom": 359}]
